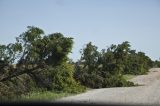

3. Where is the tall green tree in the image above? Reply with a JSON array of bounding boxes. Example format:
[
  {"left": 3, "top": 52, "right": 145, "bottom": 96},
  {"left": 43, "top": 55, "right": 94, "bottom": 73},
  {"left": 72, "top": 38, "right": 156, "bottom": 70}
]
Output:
[{"left": 80, "top": 42, "right": 100, "bottom": 73}]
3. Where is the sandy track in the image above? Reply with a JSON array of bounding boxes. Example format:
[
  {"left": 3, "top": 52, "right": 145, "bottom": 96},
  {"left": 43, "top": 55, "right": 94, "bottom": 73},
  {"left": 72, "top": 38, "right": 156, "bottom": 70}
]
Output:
[{"left": 55, "top": 68, "right": 160, "bottom": 105}]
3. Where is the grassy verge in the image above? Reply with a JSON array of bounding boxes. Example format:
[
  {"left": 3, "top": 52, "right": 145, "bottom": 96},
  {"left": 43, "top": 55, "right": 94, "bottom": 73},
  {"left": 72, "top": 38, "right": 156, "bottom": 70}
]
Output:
[
  {"left": 123, "top": 74, "right": 137, "bottom": 80},
  {"left": 19, "top": 91, "right": 74, "bottom": 101}
]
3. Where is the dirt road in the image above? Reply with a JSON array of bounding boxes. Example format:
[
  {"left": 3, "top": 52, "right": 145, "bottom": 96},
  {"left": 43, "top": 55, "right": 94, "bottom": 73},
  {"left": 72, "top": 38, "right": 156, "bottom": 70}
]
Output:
[{"left": 55, "top": 68, "right": 160, "bottom": 105}]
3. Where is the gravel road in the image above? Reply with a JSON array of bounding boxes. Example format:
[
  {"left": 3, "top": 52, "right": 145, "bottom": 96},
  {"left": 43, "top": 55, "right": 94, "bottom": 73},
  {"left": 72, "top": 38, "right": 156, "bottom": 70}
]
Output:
[{"left": 55, "top": 68, "right": 160, "bottom": 105}]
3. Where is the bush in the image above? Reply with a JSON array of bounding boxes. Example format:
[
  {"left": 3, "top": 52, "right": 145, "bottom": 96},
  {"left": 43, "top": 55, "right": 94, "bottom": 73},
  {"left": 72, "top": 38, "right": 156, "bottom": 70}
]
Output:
[
  {"left": 74, "top": 65, "right": 134, "bottom": 88},
  {"left": 0, "top": 63, "right": 86, "bottom": 100},
  {"left": 50, "top": 63, "right": 86, "bottom": 93},
  {"left": 27, "top": 63, "right": 86, "bottom": 93}
]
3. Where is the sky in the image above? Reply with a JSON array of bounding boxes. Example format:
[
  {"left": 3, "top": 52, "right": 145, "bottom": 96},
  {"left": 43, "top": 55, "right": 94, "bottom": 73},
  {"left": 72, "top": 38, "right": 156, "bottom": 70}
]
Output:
[{"left": 0, "top": 0, "right": 160, "bottom": 61}]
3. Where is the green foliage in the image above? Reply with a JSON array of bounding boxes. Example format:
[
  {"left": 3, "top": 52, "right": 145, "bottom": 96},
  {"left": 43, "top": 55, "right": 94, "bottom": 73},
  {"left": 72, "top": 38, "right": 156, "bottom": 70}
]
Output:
[
  {"left": 80, "top": 42, "right": 100, "bottom": 72},
  {"left": 28, "top": 63, "right": 86, "bottom": 93},
  {"left": 123, "top": 74, "right": 136, "bottom": 80},
  {"left": 15, "top": 27, "right": 73, "bottom": 67},
  {"left": 0, "top": 82, "right": 16, "bottom": 101},
  {"left": 75, "top": 41, "right": 152, "bottom": 88},
  {"left": 0, "top": 26, "right": 154, "bottom": 100},
  {"left": 102, "top": 75, "right": 134, "bottom": 87},
  {"left": 0, "top": 73, "right": 37, "bottom": 101},
  {"left": 0, "top": 26, "right": 85, "bottom": 100},
  {"left": 153, "top": 60, "right": 160, "bottom": 68},
  {"left": 20, "top": 91, "right": 71, "bottom": 101},
  {"left": 124, "top": 51, "right": 153, "bottom": 75}
]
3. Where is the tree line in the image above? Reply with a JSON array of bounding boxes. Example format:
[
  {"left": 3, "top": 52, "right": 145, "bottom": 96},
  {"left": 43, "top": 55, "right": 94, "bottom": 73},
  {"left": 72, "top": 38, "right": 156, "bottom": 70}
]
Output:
[
  {"left": 0, "top": 26, "right": 158, "bottom": 100},
  {"left": 74, "top": 41, "right": 153, "bottom": 88}
]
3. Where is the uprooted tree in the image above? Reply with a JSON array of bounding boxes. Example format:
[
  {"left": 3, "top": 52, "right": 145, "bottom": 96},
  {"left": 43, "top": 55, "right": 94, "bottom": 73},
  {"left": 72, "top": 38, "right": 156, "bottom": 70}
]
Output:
[{"left": 0, "top": 26, "right": 85, "bottom": 99}]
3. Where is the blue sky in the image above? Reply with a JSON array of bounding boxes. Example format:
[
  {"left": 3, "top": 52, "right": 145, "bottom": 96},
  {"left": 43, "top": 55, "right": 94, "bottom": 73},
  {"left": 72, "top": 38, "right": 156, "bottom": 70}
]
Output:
[{"left": 0, "top": 0, "right": 160, "bottom": 61}]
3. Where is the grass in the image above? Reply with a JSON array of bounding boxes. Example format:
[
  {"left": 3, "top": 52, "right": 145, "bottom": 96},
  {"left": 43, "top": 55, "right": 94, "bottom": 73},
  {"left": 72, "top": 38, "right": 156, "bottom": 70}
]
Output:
[
  {"left": 123, "top": 74, "right": 137, "bottom": 80},
  {"left": 19, "top": 91, "right": 73, "bottom": 101}
]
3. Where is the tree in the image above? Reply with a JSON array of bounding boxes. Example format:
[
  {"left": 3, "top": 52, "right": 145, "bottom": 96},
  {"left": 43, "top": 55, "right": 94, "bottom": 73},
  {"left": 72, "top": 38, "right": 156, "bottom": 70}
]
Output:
[
  {"left": 124, "top": 50, "right": 153, "bottom": 75},
  {"left": 75, "top": 41, "right": 134, "bottom": 88},
  {"left": 0, "top": 45, "right": 9, "bottom": 69},
  {"left": 100, "top": 41, "right": 131, "bottom": 75},
  {"left": 80, "top": 42, "right": 100, "bottom": 73},
  {"left": 113, "top": 41, "right": 130, "bottom": 75},
  {"left": 0, "top": 26, "right": 74, "bottom": 84},
  {"left": 0, "top": 26, "right": 85, "bottom": 99},
  {"left": 16, "top": 26, "right": 44, "bottom": 67}
]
